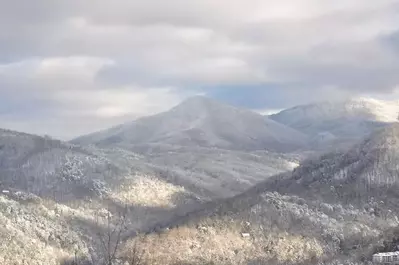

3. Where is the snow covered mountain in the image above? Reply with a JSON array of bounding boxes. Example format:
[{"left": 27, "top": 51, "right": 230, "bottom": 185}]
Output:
[
  {"left": 0, "top": 127, "right": 300, "bottom": 264},
  {"left": 0, "top": 128, "right": 115, "bottom": 201},
  {"left": 0, "top": 126, "right": 298, "bottom": 212},
  {"left": 270, "top": 97, "right": 399, "bottom": 149},
  {"left": 7, "top": 96, "right": 399, "bottom": 264},
  {"left": 272, "top": 123, "right": 399, "bottom": 205},
  {"left": 133, "top": 124, "right": 399, "bottom": 265},
  {"left": 129, "top": 143, "right": 301, "bottom": 198},
  {"left": 72, "top": 96, "right": 308, "bottom": 153},
  {"left": 0, "top": 128, "right": 204, "bottom": 264}
]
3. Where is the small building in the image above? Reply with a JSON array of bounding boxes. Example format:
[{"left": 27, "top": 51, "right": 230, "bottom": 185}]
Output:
[
  {"left": 373, "top": 251, "right": 399, "bottom": 264},
  {"left": 241, "top": 233, "right": 250, "bottom": 238}
]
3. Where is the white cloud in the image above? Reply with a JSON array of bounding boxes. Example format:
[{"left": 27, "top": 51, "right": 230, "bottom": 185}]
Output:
[
  {"left": 35, "top": 56, "right": 114, "bottom": 78},
  {"left": 0, "top": 57, "right": 183, "bottom": 139},
  {"left": 0, "top": 0, "right": 399, "bottom": 137}
]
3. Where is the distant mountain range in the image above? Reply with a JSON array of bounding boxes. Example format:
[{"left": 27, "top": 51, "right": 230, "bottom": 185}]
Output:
[
  {"left": 72, "top": 96, "right": 308, "bottom": 153},
  {"left": 73, "top": 96, "right": 399, "bottom": 153},
  {"left": 269, "top": 97, "right": 399, "bottom": 149},
  {"left": 2, "top": 96, "right": 399, "bottom": 264}
]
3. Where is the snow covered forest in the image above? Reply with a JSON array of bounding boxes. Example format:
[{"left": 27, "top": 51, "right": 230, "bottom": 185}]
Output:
[{"left": 2, "top": 97, "right": 399, "bottom": 265}]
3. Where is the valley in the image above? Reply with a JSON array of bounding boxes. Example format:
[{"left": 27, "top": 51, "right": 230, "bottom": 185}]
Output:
[{"left": 1, "top": 96, "right": 399, "bottom": 265}]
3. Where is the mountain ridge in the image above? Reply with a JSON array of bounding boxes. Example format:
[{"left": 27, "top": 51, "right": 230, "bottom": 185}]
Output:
[
  {"left": 272, "top": 97, "right": 399, "bottom": 121},
  {"left": 72, "top": 96, "right": 308, "bottom": 153},
  {"left": 129, "top": 124, "right": 399, "bottom": 265},
  {"left": 271, "top": 123, "right": 399, "bottom": 204},
  {"left": 4, "top": 96, "right": 399, "bottom": 264},
  {"left": 269, "top": 97, "right": 399, "bottom": 150}
]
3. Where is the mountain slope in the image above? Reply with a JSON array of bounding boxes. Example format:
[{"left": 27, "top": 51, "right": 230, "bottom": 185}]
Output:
[
  {"left": 0, "top": 128, "right": 114, "bottom": 201},
  {"left": 72, "top": 96, "right": 307, "bottom": 152},
  {"left": 269, "top": 97, "right": 399, "bottom": 148},
  {"left": 127, "top": 125, "right": 399, "bottom": 265},
  {"left": 271, "top": 123, "right": 399, "bottom": 205},
  {"left": 128, "top": 143, "right": 301, "bottom": 198},
  {"left": 0, "top": 126, "right": 302, "bottom": 208},
  {"left": 0, "top": 127, "right": 301, "bottom": 264},
  {"left": 0, "top": 129, "right": 202, "bottom": 264}
]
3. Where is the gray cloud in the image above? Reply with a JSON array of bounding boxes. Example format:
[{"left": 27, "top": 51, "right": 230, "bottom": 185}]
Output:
[
  {"left": 0, "top": 0, "right": 399, "bottom": 138},
  {"left": 383, "top": 30, "right": 399, "bottom": 55}
]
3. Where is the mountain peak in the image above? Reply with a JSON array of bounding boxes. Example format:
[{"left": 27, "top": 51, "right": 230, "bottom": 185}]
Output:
[
  {"left": 179, "top": 95, "right": 216, "bottom": 105},
  {"left": 166, "top": 96, "right": 258, "bottom": 122},
  {"left": 270, "top": 97, "right": 399, "bottom": 146},
  {"left": 72, "top": 96, "right": 307, "bottom": 152},
  {"left": 171, "top": 96, "right": 233, "bottom": 113},
  {"left": 274, "top": 97, "right": 399, "bottom": 123}
]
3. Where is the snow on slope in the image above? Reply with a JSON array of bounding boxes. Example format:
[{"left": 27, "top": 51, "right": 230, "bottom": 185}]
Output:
[
  {"left": 0, "top": 128, "right": 207, "bottom": 264},
  {"left": 0, "top": 126, "right": 302, "bottom": 263},
  {"left": 270, "top": 97, "right": 399, "bottom": 138},
  {"left": 0, "top": 126, "right": 300, "bottom": 206},
  {"left": 135, "top": 125, "right": 399, "bottom": 265},
  {"left": 271, "top": 97, "right": 399, "bottom": 124},
  {"left": 0, "top": 127, "right": 202, "bottom": 213},
  {"left": 268, "top": 123, "right": 399, "bottom": 205},
  {"left": 128, "top": 143, "right": 301, "bottom": 198},
  {"left": 73, "top": 96, "right": 308, "bottom": 152}
]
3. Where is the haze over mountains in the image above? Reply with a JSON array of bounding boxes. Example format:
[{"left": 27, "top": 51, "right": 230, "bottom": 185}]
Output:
[
  {"left": 2, "top": 96, "right": 399, "bottom": 264},
  {"left": 270, "top": 98, "right": 399, "bottom": 149}
]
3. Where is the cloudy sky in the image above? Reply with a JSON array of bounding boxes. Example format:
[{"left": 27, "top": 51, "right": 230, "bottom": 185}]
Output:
[{"left": 1, "top": 0, "right": 399, "bottom": 139}]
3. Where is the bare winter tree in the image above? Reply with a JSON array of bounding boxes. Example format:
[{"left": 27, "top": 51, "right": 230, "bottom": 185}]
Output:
[
  {"left": 124, "top": 240, "right": 147, "bottom": 265},
  {"left": 95, "top": 204, "right": 128, "bottom": 265}
]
